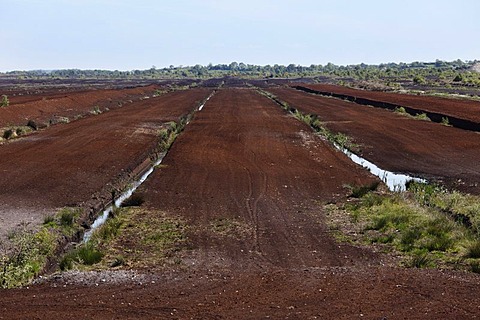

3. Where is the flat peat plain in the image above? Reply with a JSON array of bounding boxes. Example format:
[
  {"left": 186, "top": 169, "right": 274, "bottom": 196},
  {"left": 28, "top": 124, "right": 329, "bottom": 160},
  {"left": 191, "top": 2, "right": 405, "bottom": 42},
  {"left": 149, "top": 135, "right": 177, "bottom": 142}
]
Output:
[{"left": 1, "top": 88, "right": 480, "bottom": 319}]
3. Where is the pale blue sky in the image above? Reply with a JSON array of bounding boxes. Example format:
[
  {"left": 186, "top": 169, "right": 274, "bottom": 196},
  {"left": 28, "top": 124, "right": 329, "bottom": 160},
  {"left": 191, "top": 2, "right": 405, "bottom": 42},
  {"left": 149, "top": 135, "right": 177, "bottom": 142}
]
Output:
[{"left": 1, "top": 0, "right": 479, "bottom": 71}]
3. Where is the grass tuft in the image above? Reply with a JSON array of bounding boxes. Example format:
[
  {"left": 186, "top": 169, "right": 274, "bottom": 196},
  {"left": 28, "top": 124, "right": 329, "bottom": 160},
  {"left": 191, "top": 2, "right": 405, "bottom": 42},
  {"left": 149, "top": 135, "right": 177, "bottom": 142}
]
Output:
[
  {"left": 407, "top": 252, "right": 433, "bottom": 268},
  {"left": 348, "top": 181, "right": 380, "bottom": 198},
  {"left": 465, "top": 240, "right": 480, "bottom": 259},
  {"left": 60, "top": 243, "right": 103, "bottom": 270}
]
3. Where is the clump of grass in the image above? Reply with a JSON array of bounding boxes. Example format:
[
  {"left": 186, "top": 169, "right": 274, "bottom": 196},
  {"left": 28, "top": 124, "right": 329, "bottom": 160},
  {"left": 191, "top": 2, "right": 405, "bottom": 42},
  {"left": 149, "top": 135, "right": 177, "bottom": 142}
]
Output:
[
  {"left": 441, "top": 117, "right": 450, "bottom": 126},
  {"left": 93, "top": 209, "right": 124, "bottom": 241},
  {"left": 2, "top": 126, "right": 33, "bottom": 140},
  {"left": 471, "top": 261, "right": 480, "bottom": 273},
  {"left": 3, "top": 129, "right": 16, "bottom": 139},
  {"left": 60, "top": 243, "right": 103, "bottom": 270},
  {"left": 26, "top": 120, "right": 38, "bottom": 130},
  {"left": 1, "top": 95, "right": 9, "bottom": 107},
  {"left": 406, "top": 252, "right": 433, "bottom": 268},
  {"left": 60, "top": 209, "right": 75, "bottom": 227},
  {"left": 43, "top": 215, "right": 55, "bottom": 227},
  {"left": 394, "top": 106, "right": 407, "bottom": 114},
  {"left": 90, "top": 106, "right": 102, "bottom": 115},
  {"left": 347, "top": 181, "right": 380, "bottom": 198},
  {"left": 465, "top": 240, "right": 480, "bottom": 259},
  {"left": 414, "top": 113, "right": 431, "bottom": 121}
]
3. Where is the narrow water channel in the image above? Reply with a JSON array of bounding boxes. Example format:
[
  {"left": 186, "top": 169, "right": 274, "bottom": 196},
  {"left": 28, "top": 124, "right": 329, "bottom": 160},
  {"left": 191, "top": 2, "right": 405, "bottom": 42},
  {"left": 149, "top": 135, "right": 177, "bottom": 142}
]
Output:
[
  {"left": 82, "top": 154, "right": 166, "bottom": 242},
  {"left": 336, "top": 144, "right": 426, "bottom": 191}
]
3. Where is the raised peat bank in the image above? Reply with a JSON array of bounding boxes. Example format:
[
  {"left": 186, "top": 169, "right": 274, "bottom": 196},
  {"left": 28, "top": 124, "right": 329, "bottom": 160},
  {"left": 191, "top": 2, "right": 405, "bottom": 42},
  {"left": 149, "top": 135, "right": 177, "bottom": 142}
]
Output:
[
  {"left": 0, "top": 88, "right": 211, "bottom": 240},
  {"left": 83, "top": 90, "right": 216, "bottom": 241},
  {"left": 2, "top": 86, "right": 480, "bottom": 319},
  {"left": 268, "top": 86, "right": 480, "bottom": 195},
  {"left": 295, "top": 83, "right": 480, "bottom": 131},
  {"left": 0, "top": 84, "right": 162, "bottom": 131}
]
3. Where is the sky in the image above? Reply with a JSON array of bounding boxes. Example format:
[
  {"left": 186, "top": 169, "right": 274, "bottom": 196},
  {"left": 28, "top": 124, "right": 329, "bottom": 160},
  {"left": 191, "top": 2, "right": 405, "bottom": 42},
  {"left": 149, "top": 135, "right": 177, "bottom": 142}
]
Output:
[{"left": 1, "top": 0, "right": 479, "bottom": 71}]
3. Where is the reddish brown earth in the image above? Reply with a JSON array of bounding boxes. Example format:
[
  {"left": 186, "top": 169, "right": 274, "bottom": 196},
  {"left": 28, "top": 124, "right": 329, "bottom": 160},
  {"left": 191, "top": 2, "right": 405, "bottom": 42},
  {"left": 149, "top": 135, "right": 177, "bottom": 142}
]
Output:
[
  {"left": 2, "top": 88, "right": 480, "bottom": 319},
  {"left": 140, "top": 88, "right": 379, "bottom": 269},
  {"left": 0, "top": 88, "right": 211, "bottom": 237},
  {"left": 298, "top": 83, "right": 480, "bottom": 124},
  {"left": 0, "top": 84, "right": 163, "bottom": 129},
  {"left": 268, "top": 87, "right": 480, "bottom": 194},
  {"left": 0, "top": 87, "right": 480, "bottom": 319}
]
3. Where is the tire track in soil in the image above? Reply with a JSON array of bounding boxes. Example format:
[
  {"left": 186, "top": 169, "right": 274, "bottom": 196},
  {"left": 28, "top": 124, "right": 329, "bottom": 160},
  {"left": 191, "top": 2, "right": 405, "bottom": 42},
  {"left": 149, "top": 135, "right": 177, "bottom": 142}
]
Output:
[{"left": 140, "top": 87, "right": 380, "bottom": 270}]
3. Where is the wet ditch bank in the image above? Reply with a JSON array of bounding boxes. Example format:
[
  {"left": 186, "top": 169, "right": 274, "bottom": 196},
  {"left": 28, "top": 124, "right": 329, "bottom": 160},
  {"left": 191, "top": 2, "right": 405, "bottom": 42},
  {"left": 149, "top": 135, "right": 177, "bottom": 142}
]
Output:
[
  {"left": 293, "top": 85, "right": 480, "bottom": 132},
  {"left": 336, "top": 145, "right": 425, "bottom": 191},
  {"left": 82, "top": 92, "right": 215, "bottom": 241},
  {"left": 259, "top": 89, "right": 426, "bottom": 191},
  {"left": 0, "top": 91, "right": 214, "bottom": 288}
]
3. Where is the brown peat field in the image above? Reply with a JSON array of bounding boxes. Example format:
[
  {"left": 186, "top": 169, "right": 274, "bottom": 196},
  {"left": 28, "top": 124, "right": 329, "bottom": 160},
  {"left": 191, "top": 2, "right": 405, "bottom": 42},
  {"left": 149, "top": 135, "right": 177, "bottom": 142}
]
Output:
[{"left": 1, "top": 79, "right": 480, "bottom": 319}]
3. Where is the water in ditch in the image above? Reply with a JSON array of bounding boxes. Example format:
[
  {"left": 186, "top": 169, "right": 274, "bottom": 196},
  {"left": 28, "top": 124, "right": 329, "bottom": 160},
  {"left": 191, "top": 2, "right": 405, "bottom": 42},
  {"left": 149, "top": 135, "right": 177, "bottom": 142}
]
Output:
[
  {"left": 336, "top": 145, "right": 426, "bottom": 191},
  {"left": 82, "top": 154, "right": 165, "bottom": 242}
]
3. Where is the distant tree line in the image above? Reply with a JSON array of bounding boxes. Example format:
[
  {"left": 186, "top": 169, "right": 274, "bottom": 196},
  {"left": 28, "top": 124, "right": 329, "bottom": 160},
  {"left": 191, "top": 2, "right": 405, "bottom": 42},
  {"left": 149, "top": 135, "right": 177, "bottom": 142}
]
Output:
[{"left": 1, "top": 59, "right": 479, "bottom": 86}]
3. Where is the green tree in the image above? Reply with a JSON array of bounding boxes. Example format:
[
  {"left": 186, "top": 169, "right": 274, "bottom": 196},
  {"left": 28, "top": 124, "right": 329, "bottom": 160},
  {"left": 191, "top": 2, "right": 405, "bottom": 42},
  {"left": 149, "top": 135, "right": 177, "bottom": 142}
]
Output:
[{"left": 413, "top": 75, "right": 426, "bottom": 84}]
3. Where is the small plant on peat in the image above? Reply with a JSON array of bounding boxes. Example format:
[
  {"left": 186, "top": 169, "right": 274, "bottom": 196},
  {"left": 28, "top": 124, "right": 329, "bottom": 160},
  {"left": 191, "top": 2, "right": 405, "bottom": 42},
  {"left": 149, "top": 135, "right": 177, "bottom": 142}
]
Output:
[
  {"left": 2, "top": 129, "right": 16, "bottom": 140},
  {"left": 90, "top": 106, "right": 102, "bottom": 115},
  {"left": 414, "top": 113, "right": 431, "bottom": 121},
  {"left": 465, "top": 240, "right": 480, "bottom": 259},
  {"left": 1, "top": 95, "right": 9, "bottom": 107},
  {"left": 394, "top": 106, "right": 407, "bottom": 114},
  {"left": 406, "top": 252, "right": 433, "bottom": 268},
  {"left": 347, "top": 181, "right": 380, "bottom": 198}
]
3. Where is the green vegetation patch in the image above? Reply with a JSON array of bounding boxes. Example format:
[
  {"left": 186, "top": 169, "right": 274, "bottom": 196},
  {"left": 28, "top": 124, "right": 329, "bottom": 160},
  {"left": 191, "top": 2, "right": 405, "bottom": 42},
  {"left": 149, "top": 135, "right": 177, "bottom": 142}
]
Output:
[
  {"left": 0, "top": 207, "right": 84, "bottom": 288},
  {"left": 328, "top": 184, "right": 480, "bottom": 271},
  {"left": 210, "top": 217, "right": 253, "bottom": 239},
  {"left": 43, "top": 207, "right": 83, "bottom": 237},
  {"left": 394, "top": 107, "right": 431, "bottom": 121},
  {"left": 61, "top": 208, "right": 188, "bottom": 271},
  {"left": 0, "top": 228, "right": 58, "bottom": 288}
]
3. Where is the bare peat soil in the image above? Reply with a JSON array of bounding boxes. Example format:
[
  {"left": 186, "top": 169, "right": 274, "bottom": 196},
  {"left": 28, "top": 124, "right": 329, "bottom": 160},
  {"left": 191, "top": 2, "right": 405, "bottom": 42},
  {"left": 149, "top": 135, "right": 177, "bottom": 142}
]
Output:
[
  {"left": 140, "top": 88, "right": 379, "bottom": 270},
  {"left": 1, "top": 89, "right": 480, "bottom": 319},
  {"left": 0, "top": 88, "right": 211, "bottom": 237},
  {"left": 268, "top": 87, "right": 480, "bottom": 194},
  {"left": 0, "top": 84, "right": 162, "bottom": 129},
  {"left": 298, "top": 83, "right": 480, "bottom": 125}
]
